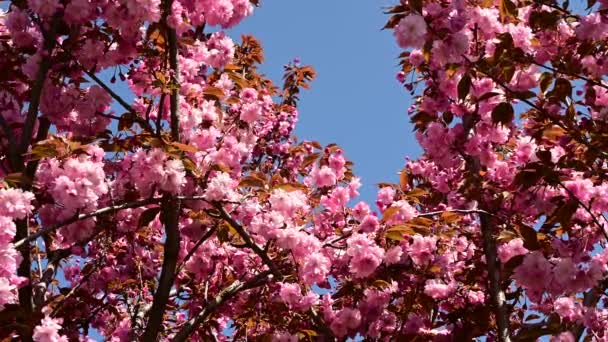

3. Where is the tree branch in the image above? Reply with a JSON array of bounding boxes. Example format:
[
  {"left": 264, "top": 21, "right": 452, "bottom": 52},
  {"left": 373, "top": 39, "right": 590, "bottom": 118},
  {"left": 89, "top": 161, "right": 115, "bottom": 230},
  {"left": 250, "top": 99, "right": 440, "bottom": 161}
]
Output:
[
  {"left": 479, "top": 212, "right": 510, "bottom": 342},
  {"left": 213, "top": 203, "right": 283, "bottom": 278},
  {"left": 142, "top": 196, "right": 181, "bottom": 341},
  {"left": 461, "top": 111, "right": 510, "bottom": 342},
  {"left": 83, "top": 68, "right": 154, "bottom": 133},
  {"left": 18, "top": 23, "right": 57, "bottom": 160},
  {"left": 13, "top": 197, "right": 160, "bottom": 249},
  {"left": 417, "top": 208, "right": 494, "bottom": 218},
  {"left": 172, "top": 271, "right": 272, "bottom": 341},
  {"left": 176, "top": 225, "right": 217, "bottom": 273},
  {"left": 14, "top": 19, "right": 58, "bottom": 332},
  {"left": 0, "top": 114, "right": 18, "bottom": 170},
  {"left": 142, "top": 1, "right": 182, "bottom": 339}
]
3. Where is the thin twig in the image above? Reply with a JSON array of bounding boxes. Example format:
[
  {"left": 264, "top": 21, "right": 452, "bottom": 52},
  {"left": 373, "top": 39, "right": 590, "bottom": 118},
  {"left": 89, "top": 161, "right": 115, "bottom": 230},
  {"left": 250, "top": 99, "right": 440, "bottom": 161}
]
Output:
[{"left": 176, "top": 225, "right": 217, "bottom": 273}]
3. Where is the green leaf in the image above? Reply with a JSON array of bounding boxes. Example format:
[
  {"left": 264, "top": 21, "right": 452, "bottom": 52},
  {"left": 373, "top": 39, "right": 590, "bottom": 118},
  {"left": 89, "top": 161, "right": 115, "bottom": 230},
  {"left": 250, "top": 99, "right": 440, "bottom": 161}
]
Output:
[
  {"left": 517, "top": 224, "right": 540, "bottom": 250},
  {"left": 138, "top": 207, "right": 161, "bottom": 228},
  {"left": 539, "top": 72, "right": 553, "bottom": 93},
  {"left": 551, "top": 78, "right": 572, "bottom": 102},
  {"left": 409, "top": 0, "right": 423, "bottom": 13},
  {"left": 458, "top": 74, "right": 472, "bottom": 101},
  {"left": 499, "top": 0, "right": 518, "bottom": 21},
  {"left": 491, "top": 102, "right": 514, "bottom": 125}
]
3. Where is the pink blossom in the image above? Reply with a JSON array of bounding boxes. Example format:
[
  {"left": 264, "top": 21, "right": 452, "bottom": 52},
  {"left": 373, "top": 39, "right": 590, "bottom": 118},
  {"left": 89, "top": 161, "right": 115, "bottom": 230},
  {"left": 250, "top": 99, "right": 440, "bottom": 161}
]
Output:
[
  {"left": 0, "top": 188, "right": 35, "bottom": 219},
  {"left": 394, "top": 14, "right": 427, "bottom": 48},
  {"left": 203, "top": 172, "right": 238, "bottom": 202},
  {"left": 376, "top": 187, "right": 395, "bottom": 207},
  {"left": 33, "top": 316, "right": 68, "bottom": 342},
  {"left": 467, "top": 290, "right": 485, "bottom": 305},
  {"left": 240, "top": 102, "right": 262, "bottom": 123},
  {"left": 278, "top": 282, "right": 317, "bottom": 311},
  {"left": 313, "top": 166, "right": 337, "bottom": 188},
  {"left": 0, "top": 278, "right": 15, "bottom": 310},
  {"left": 554, "top": 297, "right": 579, "bottom": 321},
  {"left": 300, "top": 252, "right": 330, "bottom": 285},
  {"left": 269, "top": 189, "right": 309, "bottom": 218},
  {"left": 550, "top": 332, "right": 576, "bottom": 342},
  {"left": 330, "top": 308, "right": 361, "bottom": 337},
  {"left": 384, "top": 246, "right": 403, "bottom": 265},
  {"left": 409, "top": 235, "right": 437, "bottom": 266},
  {"left": 358, "top": 214, "right": 379, "bottom": 233},
  {"left": 347, "top": 234, "right": 385, "bottom": 278},
  {"left": 28, "top": 0, "right": 61, "bottom": 17},
  {"left": 160, "top": 159, "right": 186, "bottom": 194},
  {"left": 272, "top": 332, "right": 298, "bottom": 342},
  {"left": 424, "top": 279, "right": 455, "bottom": 299},
  {"left": 497, "top": 238, "right": 528, "bottom": 263},
  {"left": 513, "top": 251, "right": 552, "bottom": 292}
]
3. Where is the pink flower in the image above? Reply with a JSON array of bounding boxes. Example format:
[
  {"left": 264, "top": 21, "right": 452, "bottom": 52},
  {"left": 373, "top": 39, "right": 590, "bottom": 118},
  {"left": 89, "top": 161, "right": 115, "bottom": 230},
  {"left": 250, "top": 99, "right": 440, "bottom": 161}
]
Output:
[
  {"left": 358, "top": 214, "right": 379, "bottom": 233},
  {"left": 394, "top": 14, "right": 427, "bottom": 48},
  {"left": 28, "top": 0, "right": 61, "bottom": 17},
  {"left": 33, "top": 316, "right": 68, "bottom": 342},
  {"left": 0, "top": 217, "right": 16, "bottom": 245},
  {"left": 392, "top": 200, "right": 418, "bottom": 222},
  {"left": 0, "top": 278, "right": 16, "bottom": 310},
  {"left": 564, "top": 177, "right": 594, "bottom": 203},
  {"left": 330, "top": 308, "right": 361, "bottom": 337},
  {"left": 513, "top": 251, "right": 552, "bottom": 292},
  {"left": 328, "top": 152, "right": 346, "bottom": 178},
  {"left": 409, "top": 49, "right": 425, "bottom": 66},
  {"left": 160, "top": 159, "right": 186, "bottom": 194},
  {"left": 352, "top": 201, "right": 371, "bottom": 220},
  {"left": 240, "top": 102, "right": 262, "bottom": 123},
  {"left": 347, "top": 234, "right": 385, "bottom": 278},
  {"left": 409, "top": 235, "right": 437, "bottom": 266},
  {"left": 300, "top": 252, "right": 330, "bottom": 285},
  {"left": 376, "top": 187, "right": 395, "bottom": 208},
  {"left": 313, "top": 166, "right": 337, "bottom": 188},
  {"left": 384, "top": 246, "right": 403, "bottom": 265},
  {"left": 424, "top": 279, "right": 455, "bottom": 299},
  {"left": 269, "top": 189, "right": 309, "bottom": 218},
  {"left": 0, "top": 188, "right": 35, "bottom": 219},
  {"left": 497, "top": 238, "right": 528, "bottom": 263},
  {"left": 467, "top": 290, "right": 485, "bottom": 305},
  {"left": 278, "top": 282, "right": 317, "bottom": 311},
  {"left": 203, "top": 172, "right": 238, "bottom": 202},
  {"left": 550, "top": 332, "right": 575, "bottom": 342},
  {"left": 272, "top": 332, "right": 298, "bottom": 342},
  {"left": 554, "top": 297, "right": 579, "bottom": 321},
  {"left": 197, "top": 32, "right": 235, "bottom": 68},
  {"left": 240, "top": 88, "right": 258, "bottom": 102}
]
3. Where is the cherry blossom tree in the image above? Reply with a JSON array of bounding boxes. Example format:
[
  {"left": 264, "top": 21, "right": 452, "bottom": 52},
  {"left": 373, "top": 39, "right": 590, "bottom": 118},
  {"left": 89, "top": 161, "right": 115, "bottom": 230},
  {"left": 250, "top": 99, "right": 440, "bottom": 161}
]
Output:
[{"left": 1, "top": 0, "right": 608, "bottom": 341}]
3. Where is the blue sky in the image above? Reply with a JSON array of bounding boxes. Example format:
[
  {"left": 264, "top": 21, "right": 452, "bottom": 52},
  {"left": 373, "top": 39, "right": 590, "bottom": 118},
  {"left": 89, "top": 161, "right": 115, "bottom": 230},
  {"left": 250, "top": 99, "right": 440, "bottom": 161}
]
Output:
[{"left": 228, "top": 0, "right": 420, "bottom": 204}]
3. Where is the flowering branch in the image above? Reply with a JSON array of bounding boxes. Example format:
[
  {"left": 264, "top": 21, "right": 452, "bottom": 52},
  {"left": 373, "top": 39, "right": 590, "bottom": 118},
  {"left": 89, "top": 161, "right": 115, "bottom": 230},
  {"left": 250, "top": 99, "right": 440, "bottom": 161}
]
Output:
[
  {"left": 213, "top": 203, "right": 283, "bottom": 278},
  {"left": 83, "top": 68, "right": 155, "bottom": 133},
  {"left": 13, "top": 197, "right": 160, "bottom": 249},
  {"left": 142, "top": 0, "right": 183, "bottom": 338},
  {"left": 172, "top": 271, "right": 272, "bottom": 341}
]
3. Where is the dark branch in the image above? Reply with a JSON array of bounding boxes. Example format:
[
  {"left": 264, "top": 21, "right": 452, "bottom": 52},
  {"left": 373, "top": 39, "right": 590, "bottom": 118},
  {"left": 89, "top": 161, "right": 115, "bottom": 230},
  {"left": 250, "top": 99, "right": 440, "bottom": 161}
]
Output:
[
  {"left": 213, "top": 203, "right": 283, "bottom": 278},
  {"left": 142, "top": 1, "right": 182, "bottom": 339},
  {"left": 14, "top": 197, "right": 160, "bottom": 248},
  {"left": 84, "top": 68, "right": 155, "bottom": 133},
  {"left": 172, "top": 271, "right": 272, "bottom": 341}
]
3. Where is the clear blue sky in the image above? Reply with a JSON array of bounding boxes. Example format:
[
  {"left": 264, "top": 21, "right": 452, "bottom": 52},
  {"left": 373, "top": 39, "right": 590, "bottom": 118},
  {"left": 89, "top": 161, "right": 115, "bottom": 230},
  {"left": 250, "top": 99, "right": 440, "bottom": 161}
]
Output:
[{"left": 229, "top": 0, "right": 420, "bottom": 204}]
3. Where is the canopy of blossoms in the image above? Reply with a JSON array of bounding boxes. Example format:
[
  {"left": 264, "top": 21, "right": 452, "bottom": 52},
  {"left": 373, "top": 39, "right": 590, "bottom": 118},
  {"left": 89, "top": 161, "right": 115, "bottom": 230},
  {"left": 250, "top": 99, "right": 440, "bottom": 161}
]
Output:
[{"left": 1, "top": 0, "right": 608, "bottom": 341}]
